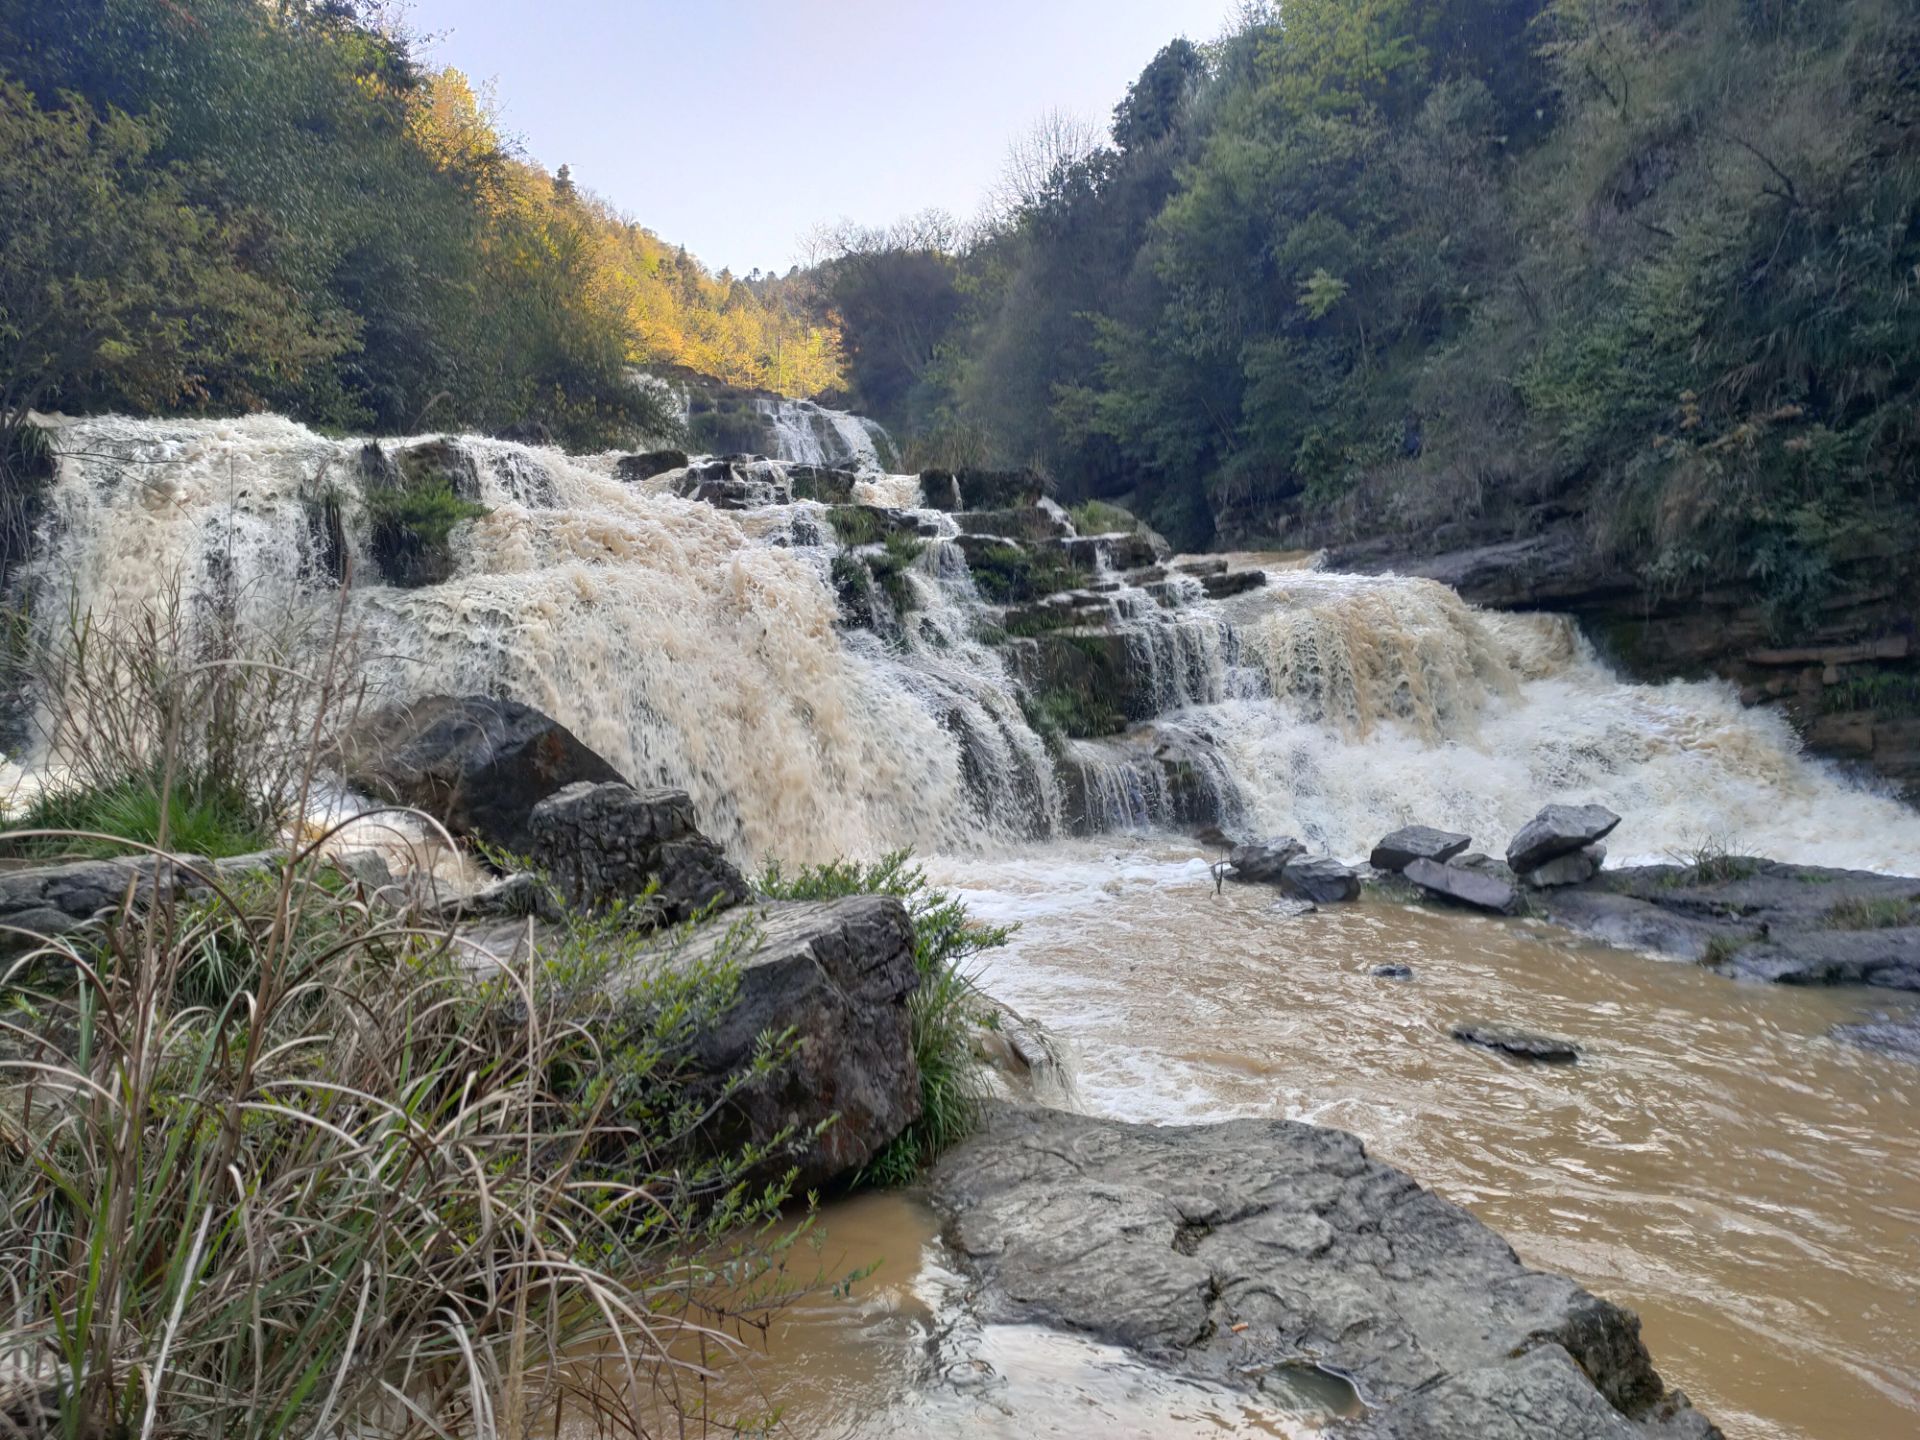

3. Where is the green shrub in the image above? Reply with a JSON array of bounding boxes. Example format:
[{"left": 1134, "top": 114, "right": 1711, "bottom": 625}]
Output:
[
  {"left": 1069, "top": 499, "right": 1141, "bottom": 536},
  {"left": 759, "top": 851, "right": 1012, "bottom": 1186}
]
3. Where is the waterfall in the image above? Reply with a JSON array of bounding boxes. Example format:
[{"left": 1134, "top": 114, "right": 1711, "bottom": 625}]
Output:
[
  {"left": 14, "top": 412, "right": 1920, "bottom": 874},
  {"left": 754, "top": 397, "right": 894, "bottom": 472}
]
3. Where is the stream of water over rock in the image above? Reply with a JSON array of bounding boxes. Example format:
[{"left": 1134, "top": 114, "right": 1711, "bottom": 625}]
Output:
[{"left": 15, "top": 413, "right": 1920, "bottom": 1437}]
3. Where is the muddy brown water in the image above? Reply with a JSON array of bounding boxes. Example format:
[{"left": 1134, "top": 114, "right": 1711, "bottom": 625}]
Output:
[{"left": 597, "top": 839, "right": 1919, "bottom": 1438}]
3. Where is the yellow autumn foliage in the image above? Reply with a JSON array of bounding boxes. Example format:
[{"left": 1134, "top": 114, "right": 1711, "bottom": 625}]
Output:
[{"left": 407, "top": 68, "right": 844, "bottom": 398}]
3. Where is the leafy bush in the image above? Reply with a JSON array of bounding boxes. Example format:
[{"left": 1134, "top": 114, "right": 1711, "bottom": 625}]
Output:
[
  {"left": 1069, "top": 499, "right": 1143, "bottom": 536},
  {"left": 759, "top": 852, "right": 1012, "bottom": 1185}
]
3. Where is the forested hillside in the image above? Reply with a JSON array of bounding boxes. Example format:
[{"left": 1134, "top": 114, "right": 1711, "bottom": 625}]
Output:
[
  {"left": 817, "top": 0, "right": 1919, "bottom": 637},
  {"left": 0, "top": 0, "right": 842, "bottom": 468}
]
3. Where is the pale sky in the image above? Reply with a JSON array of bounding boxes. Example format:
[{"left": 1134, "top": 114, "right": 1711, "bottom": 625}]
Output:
[{"left": 399, "top": 0, "right": 1233, "bottom": 275}]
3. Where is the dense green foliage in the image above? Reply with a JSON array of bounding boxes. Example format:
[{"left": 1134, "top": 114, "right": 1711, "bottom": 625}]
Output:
[
  {"left": 0, "top": 0, "right": 678, "bottom": 451},
  {"left": 760, "top": 852, "right": 1012, "bottom": 1186},
  {"left": 818, "top": 0, "right": 1919, "bottom": 620}
]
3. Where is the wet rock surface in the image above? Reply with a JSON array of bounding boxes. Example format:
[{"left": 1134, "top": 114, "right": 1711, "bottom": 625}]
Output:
[
  {"left": 1281, "top": 855, "right": 1363, "bottom": 904},
  {"left": 527, "top": 780, "right": 749, "bottom": 924},
  {"left": 331, "top": 694, "right": 626, "bottom": 856},
  {"left": 1371, "top": 825, "right": 1472, "bottom": 873},
  {"left": 1830, "top": 1011, "right": 1920, "bottom": 1062},
  {"left": 1227, "top": 838, "right": 1307, "bottom": 883},
  {"left": 1452, "top": 1022, "right": 1582, "bottom": 1064},
  {"left": 467, "top": 895, "right": 920, "bottom": 1189},
  {"left": 0, "top": 851, "right": 279, "bottom": 956},
  {"left": 932, "top": 1104, "right": 1716, "bottom": 1437},
  {"left": 1536, "top": 860, "right": 1920, "bottom": 991},
  {"left": 1403, "top": 857, "right": 1520, "bottom": 915},
  {"left": 1507, "top": 805, "right": 1622, "bottom": 874}
]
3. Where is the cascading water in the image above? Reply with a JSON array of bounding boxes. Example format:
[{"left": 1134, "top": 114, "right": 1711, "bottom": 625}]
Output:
[
  {"left": 14, "top": 411, "right": 1920, "bottom": 874},
  {"left": 755, "top": 396, "right": 895, "bottom": 472}
]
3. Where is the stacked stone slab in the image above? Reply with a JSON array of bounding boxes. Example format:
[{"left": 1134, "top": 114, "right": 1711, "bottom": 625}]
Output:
[{"left": 1506, "top": 804, "right": 1621, "bottom": 886}]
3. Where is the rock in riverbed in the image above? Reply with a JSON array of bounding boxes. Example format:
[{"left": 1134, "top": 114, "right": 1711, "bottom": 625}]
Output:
[
  {"left": 1280, "top": 855, "right": 1362, "bottom": 904},
  {"left": 466, "top": 894, "right": 921, "bottom": 1188},
  {"left": 332, "top": 694, "right": 625, "bottom": 855},
  {"left": 1536, "top": 860, "right": 1920, "bottom": 991},
  {"left": 1403, "top": 857, "right": 1520, "bottom": 915},
  {"left": 1507, "top": 805, "right": 1621, "bottom": 875},
  {"left": 1830, "top": 1011, "right": 1920, "bottom": 1062},
  {"left": 528, "top": 780, "right": 748, "bottom": 923},
  {"left": 1525, "top": 844, "right": 1607, "bottom": 889},
  {"left": 1370, "top": 825, "right": 1471, "bottom": 872},
  {"left": 1227, "top": 837, "right": 1306, "bottom": 882},
  {"left": 932, "top": 1104, "right": 1716, "bottom": 1437},
  {"left": 1452, "top": 1022, "right": 1582, "bottom": 1064}
]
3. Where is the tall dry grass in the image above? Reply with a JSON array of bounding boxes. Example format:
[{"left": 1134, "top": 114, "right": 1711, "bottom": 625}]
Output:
[{"left": 0, "top": 591, "right": 814, "bottom": 1439}]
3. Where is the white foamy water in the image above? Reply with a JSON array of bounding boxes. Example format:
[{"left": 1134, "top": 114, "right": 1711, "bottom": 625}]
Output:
[{"left": 16, "top": 412, "right": 1920, "bottom": 875}]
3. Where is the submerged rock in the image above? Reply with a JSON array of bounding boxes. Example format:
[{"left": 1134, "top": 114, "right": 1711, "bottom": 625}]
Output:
[
  {"left": 1370, "top": 825, "right": 1471, "bottom": 873},
  {"left": 527, "top": 781, "right": 748, "bottom": 924},
  {"left": 1372, "top": 963, "right": 1415, "bottom": 980},
  {"left": 1830, "top": 1011, "right": 1920, "bottom": 1062},
  {"left": 1452, "top": 1022, "right": 1582, "bottom": 1064},
  {"left": 1227, "top": 838, "right": 1306, "bottom": 883},
  {"left": 931, "top": 1104, "right": 1714, "bottom": 1436},
  {"left": 1280, "top": 856, "right": 1362, "bottom": 904},
  {"left": 1403, "top": 857, "right": 1520, "bottom": 915},
  {"left": 331, "top": 694, "right": 626, "bottom": 856},
  {"left": 1507, "top": 805, "right": 1622, "bottom": 874},
  {"left": 1524, "top": 843, "right": 1607, "bottom": 890}
]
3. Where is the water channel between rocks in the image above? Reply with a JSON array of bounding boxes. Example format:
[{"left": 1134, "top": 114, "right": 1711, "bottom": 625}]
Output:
[{"left": 663, "top": 841, "right": 1919, "bottom": 1440}]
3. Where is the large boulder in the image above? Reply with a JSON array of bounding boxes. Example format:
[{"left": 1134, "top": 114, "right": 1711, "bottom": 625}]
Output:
[
  {"left": 1227, "top": 837, "right": 1306, "bottom": 883},
  {"left": 614, "top": 448, "right": 689, "bottom": 483},
  {"left": 463, "top": 894, "right": 922, "bottom": 1190},
  {"left": 1371, "top": 825, "right": 1471, "bottom": 873},
  {"left": 331, "top": 695, "right": 625, "bottom": 856},
  {"left": 1507, "top": 805, "right": 1621, "bottom": 874},
  {"left": 1403, "top": 857, "right": 1520, "bottom": 915},
  {"left": 639, "top": 895, "right": 920, "bottom": 1188},
  {"left": 1280, "top": 856, "right": 1362, "bottom": 904},
  {"left": 527, "top": 781, "right": 747, "bottom": 923},
  {"left": 932, "top": 1105, "right": 1716, "bottom": 1437}
]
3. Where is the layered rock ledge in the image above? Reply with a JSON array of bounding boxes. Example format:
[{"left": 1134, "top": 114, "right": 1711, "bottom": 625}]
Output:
[{"left": 932, "top": 1104, "right": 1718, "bottom": 1439}]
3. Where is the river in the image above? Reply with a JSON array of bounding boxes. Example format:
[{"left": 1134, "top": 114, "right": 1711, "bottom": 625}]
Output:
[{"left": 19, "top": 412, "right": 1920, "bottom": 1438}]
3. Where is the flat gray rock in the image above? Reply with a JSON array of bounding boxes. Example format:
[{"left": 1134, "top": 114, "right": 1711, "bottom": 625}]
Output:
[
  {"left": 932, "top": 1105, "right": 1714, "bottom": 1436},
  {"left": 1452, "top": 1022, "right": 1582, "bottom": 1064},
  {"left": 1536, "top": 862, "right": 1920, "bottom": 991},
  {"left": 1371, "top": 825, "right": 1472, "bottom": 873},
  {"left": 1525, "top": 844, "right": 1606, "bottom": 890},
  {"left": 1507, "top": 805, "right": 1621, "bottom": 874},
  {"left": 1404, "top": 857, "right": 1520, "bottom": 915},
  {"left": 1228, "top": 837, "right": 1307, "bottom": 883},
  {"left": 1281, "top": 855, "right": 1362, "bottom": 903}
]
